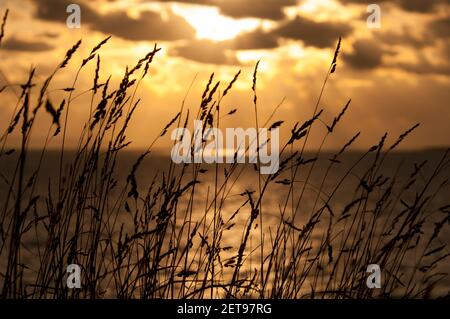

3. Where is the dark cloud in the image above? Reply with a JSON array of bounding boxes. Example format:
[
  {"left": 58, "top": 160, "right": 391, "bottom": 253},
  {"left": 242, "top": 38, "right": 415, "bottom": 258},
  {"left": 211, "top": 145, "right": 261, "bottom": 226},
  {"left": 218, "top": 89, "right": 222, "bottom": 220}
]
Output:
[
  {"left": 338, "top": 0, "right": 388, "bottom": 2},
  {"left": 1, "top": 37, "right": 54, "bottom": 52},
  {"left": 344, "top": 37, "right": 450, "bottom": 76},
  {"left": 39, "top": 32, "right": 59, "bottom": 39},
  {"left": 89, "top": 11, "right": 195, "bottom": 41},
  {"left": 343, "top": 39, "right": 383, "bottom": 69},
  {"left": 227, "top": 28, "right": 278, "bottom": 50},
  {"left": 396, "top": 0, "right": 440, "bottom": 13},
  {"left": 339, "top": 0, "right": 447, "bottom": 13},
  {"left": 274, "top": 16, "right": 352, "bottom": 48},
  {"left": 33, "top": 0, "right": 98, "bottom": 23},
  {"left": 338, "top": 0, "right": 390, "bottom": 4},
  {"left": 391, "top": 58, "right": 450, "bottom": 77},
  {"left": 217, "top": 0, "right": 296, "bottom": 20},
  {"left": 171, "top": 18, "right": 349, "bottom": 64},
  {"left": 171, "top": 29, "right": 277, "bottom": 64},
  {"left": 429, "top": 17, "right": 450, "bottom": 38},
  {"left": 152, "top": 0, "right": 296, "bottom": 20},
  {"left": 32, "top": 0, "right": 195, "bottom": 41},
  {"left": 376, "top": 27, "right": 433, "bottom": 49},
  {"left": 171, "top": 40, "right": 238, "bottom": 65},
  {"left": 441, "top": 40, "right": 450, "bottom": 61},
  {"left": 152, "top": 0, "right": 213, "bottom": 4}
]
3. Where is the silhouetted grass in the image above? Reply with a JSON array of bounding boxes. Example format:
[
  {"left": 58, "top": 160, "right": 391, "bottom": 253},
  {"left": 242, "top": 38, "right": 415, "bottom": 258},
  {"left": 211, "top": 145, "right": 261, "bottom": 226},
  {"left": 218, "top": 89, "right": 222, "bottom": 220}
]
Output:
[{"left": 0, "top": 10, "right": 449, "bottom": 299}]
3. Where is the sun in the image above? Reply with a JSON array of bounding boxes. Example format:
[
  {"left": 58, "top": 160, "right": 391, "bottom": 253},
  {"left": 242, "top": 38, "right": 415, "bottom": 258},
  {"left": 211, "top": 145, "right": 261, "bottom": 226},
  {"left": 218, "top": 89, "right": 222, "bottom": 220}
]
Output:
[{"left": 171, "top": 4, "right": 260, "bottom": 42}]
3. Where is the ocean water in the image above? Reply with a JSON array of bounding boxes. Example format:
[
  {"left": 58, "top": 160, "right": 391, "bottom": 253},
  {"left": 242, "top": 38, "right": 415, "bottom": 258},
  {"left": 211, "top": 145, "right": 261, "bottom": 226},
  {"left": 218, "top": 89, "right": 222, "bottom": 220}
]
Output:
[{"left": 0, "top": 148, "right": 449, "bottom": 298}]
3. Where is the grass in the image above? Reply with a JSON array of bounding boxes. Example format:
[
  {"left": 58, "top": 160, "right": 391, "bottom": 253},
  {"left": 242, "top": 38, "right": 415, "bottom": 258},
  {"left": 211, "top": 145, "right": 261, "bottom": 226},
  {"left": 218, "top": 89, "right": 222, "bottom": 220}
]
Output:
[{"left": 0, "top": 10, "right": 449, "bottom": 299}]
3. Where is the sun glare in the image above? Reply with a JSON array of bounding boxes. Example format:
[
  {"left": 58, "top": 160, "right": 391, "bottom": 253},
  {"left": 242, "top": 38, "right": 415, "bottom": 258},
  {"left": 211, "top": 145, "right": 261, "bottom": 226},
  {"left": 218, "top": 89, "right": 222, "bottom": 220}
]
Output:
[
  {"left": 171, "top": 5, "right": 260, "bottom": 41},
  {"left": 294, "top": 0, "right": 357, "bottom": 21}
]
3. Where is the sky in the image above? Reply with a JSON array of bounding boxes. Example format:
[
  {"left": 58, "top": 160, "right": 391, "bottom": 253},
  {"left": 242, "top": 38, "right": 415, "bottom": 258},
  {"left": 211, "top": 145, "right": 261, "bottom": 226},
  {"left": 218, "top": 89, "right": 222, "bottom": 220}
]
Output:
[{"left": 0, "top": 0, "right": 449, "bottom": 151}]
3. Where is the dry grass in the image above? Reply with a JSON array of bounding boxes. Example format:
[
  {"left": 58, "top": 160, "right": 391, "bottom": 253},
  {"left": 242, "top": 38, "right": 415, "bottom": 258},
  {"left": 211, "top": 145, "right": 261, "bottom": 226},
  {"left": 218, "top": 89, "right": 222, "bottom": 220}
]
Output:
[{"left": 0, "top": 11, "right": 449, "bottom": 299}]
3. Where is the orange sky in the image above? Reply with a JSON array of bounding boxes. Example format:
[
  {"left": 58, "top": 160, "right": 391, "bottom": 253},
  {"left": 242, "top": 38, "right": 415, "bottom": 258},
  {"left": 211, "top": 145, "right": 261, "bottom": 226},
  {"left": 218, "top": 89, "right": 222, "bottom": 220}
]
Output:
[{"left": 0, "top": 0, "right": 449, "bottom": 151}]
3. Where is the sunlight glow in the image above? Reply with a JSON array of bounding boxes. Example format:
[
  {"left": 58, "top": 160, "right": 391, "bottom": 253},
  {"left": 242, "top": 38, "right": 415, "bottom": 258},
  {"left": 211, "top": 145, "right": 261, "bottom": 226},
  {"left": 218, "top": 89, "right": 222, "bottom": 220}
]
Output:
[
  {"left": 172, "top": 5, "right": 260, "bottom": 41},
  {"left": 292, "top": 0, "right": 358, "bottom": 21}
]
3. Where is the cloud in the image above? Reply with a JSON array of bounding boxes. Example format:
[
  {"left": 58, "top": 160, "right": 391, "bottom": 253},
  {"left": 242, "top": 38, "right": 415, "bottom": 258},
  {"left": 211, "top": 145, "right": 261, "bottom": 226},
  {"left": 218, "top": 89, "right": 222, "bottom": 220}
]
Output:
[
  {"left": 343, "top": 39, "right": 383, "bottom": 69},
  {"left": 227, "top": 28, "right": 278, "bottom": 50},
  {"left": 39, "top": 32, "right": 60, "bottom": 39},
  {"left": 152, "top": 0, "right": 213, "bottom": 4},
  {"left": 152, "top": 0, "right": 296, "bottom": 20},
  {"left": 343, "top": 37, "right": 450, "bottom": 76},
  {"left": 396, "top": 0, "right": 441, "bottom": 12},
  {"left": 441, "top": 40, "right": 450, "bottom": 61},
  {"left": 1, "top": 37, "right": 54, "bottom": 52},
  {"left": 31, "top": 0, "right": 195, "bottom": 41},
  {"left": 33, "top": 0, "right": 98, "bottom": 22},
  {"left": 169, "top": 14, "right": 352, "bottom": 63},
  {"left": 339, "top": 0, "right": 448, "bottom": 13},
  {"left": 89, "top": 11, "right": 195, "bottom": 41},
  {"left": 376, "top": 27, "right": 433, "bottom": 49},
  {"left": 170, "top": 29, "right": 277, "bottom": 64},
  {"left": 338, "top": 0, "right": 388, "bottom": 2},
  {"left": 390, "top": 58, "right": 450, "bottom": 77},
  {"left": 274, "top": 16, "right": 352, "bottom": 48},
  {"left": 217, "top": 0, "right": 296, "bottom": 20},
  {"left": 171, "top": 40, "right": 239, "bottom": 65},
  {"left": 429, "top": 16, "right": 450, "bottom": 38}
]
